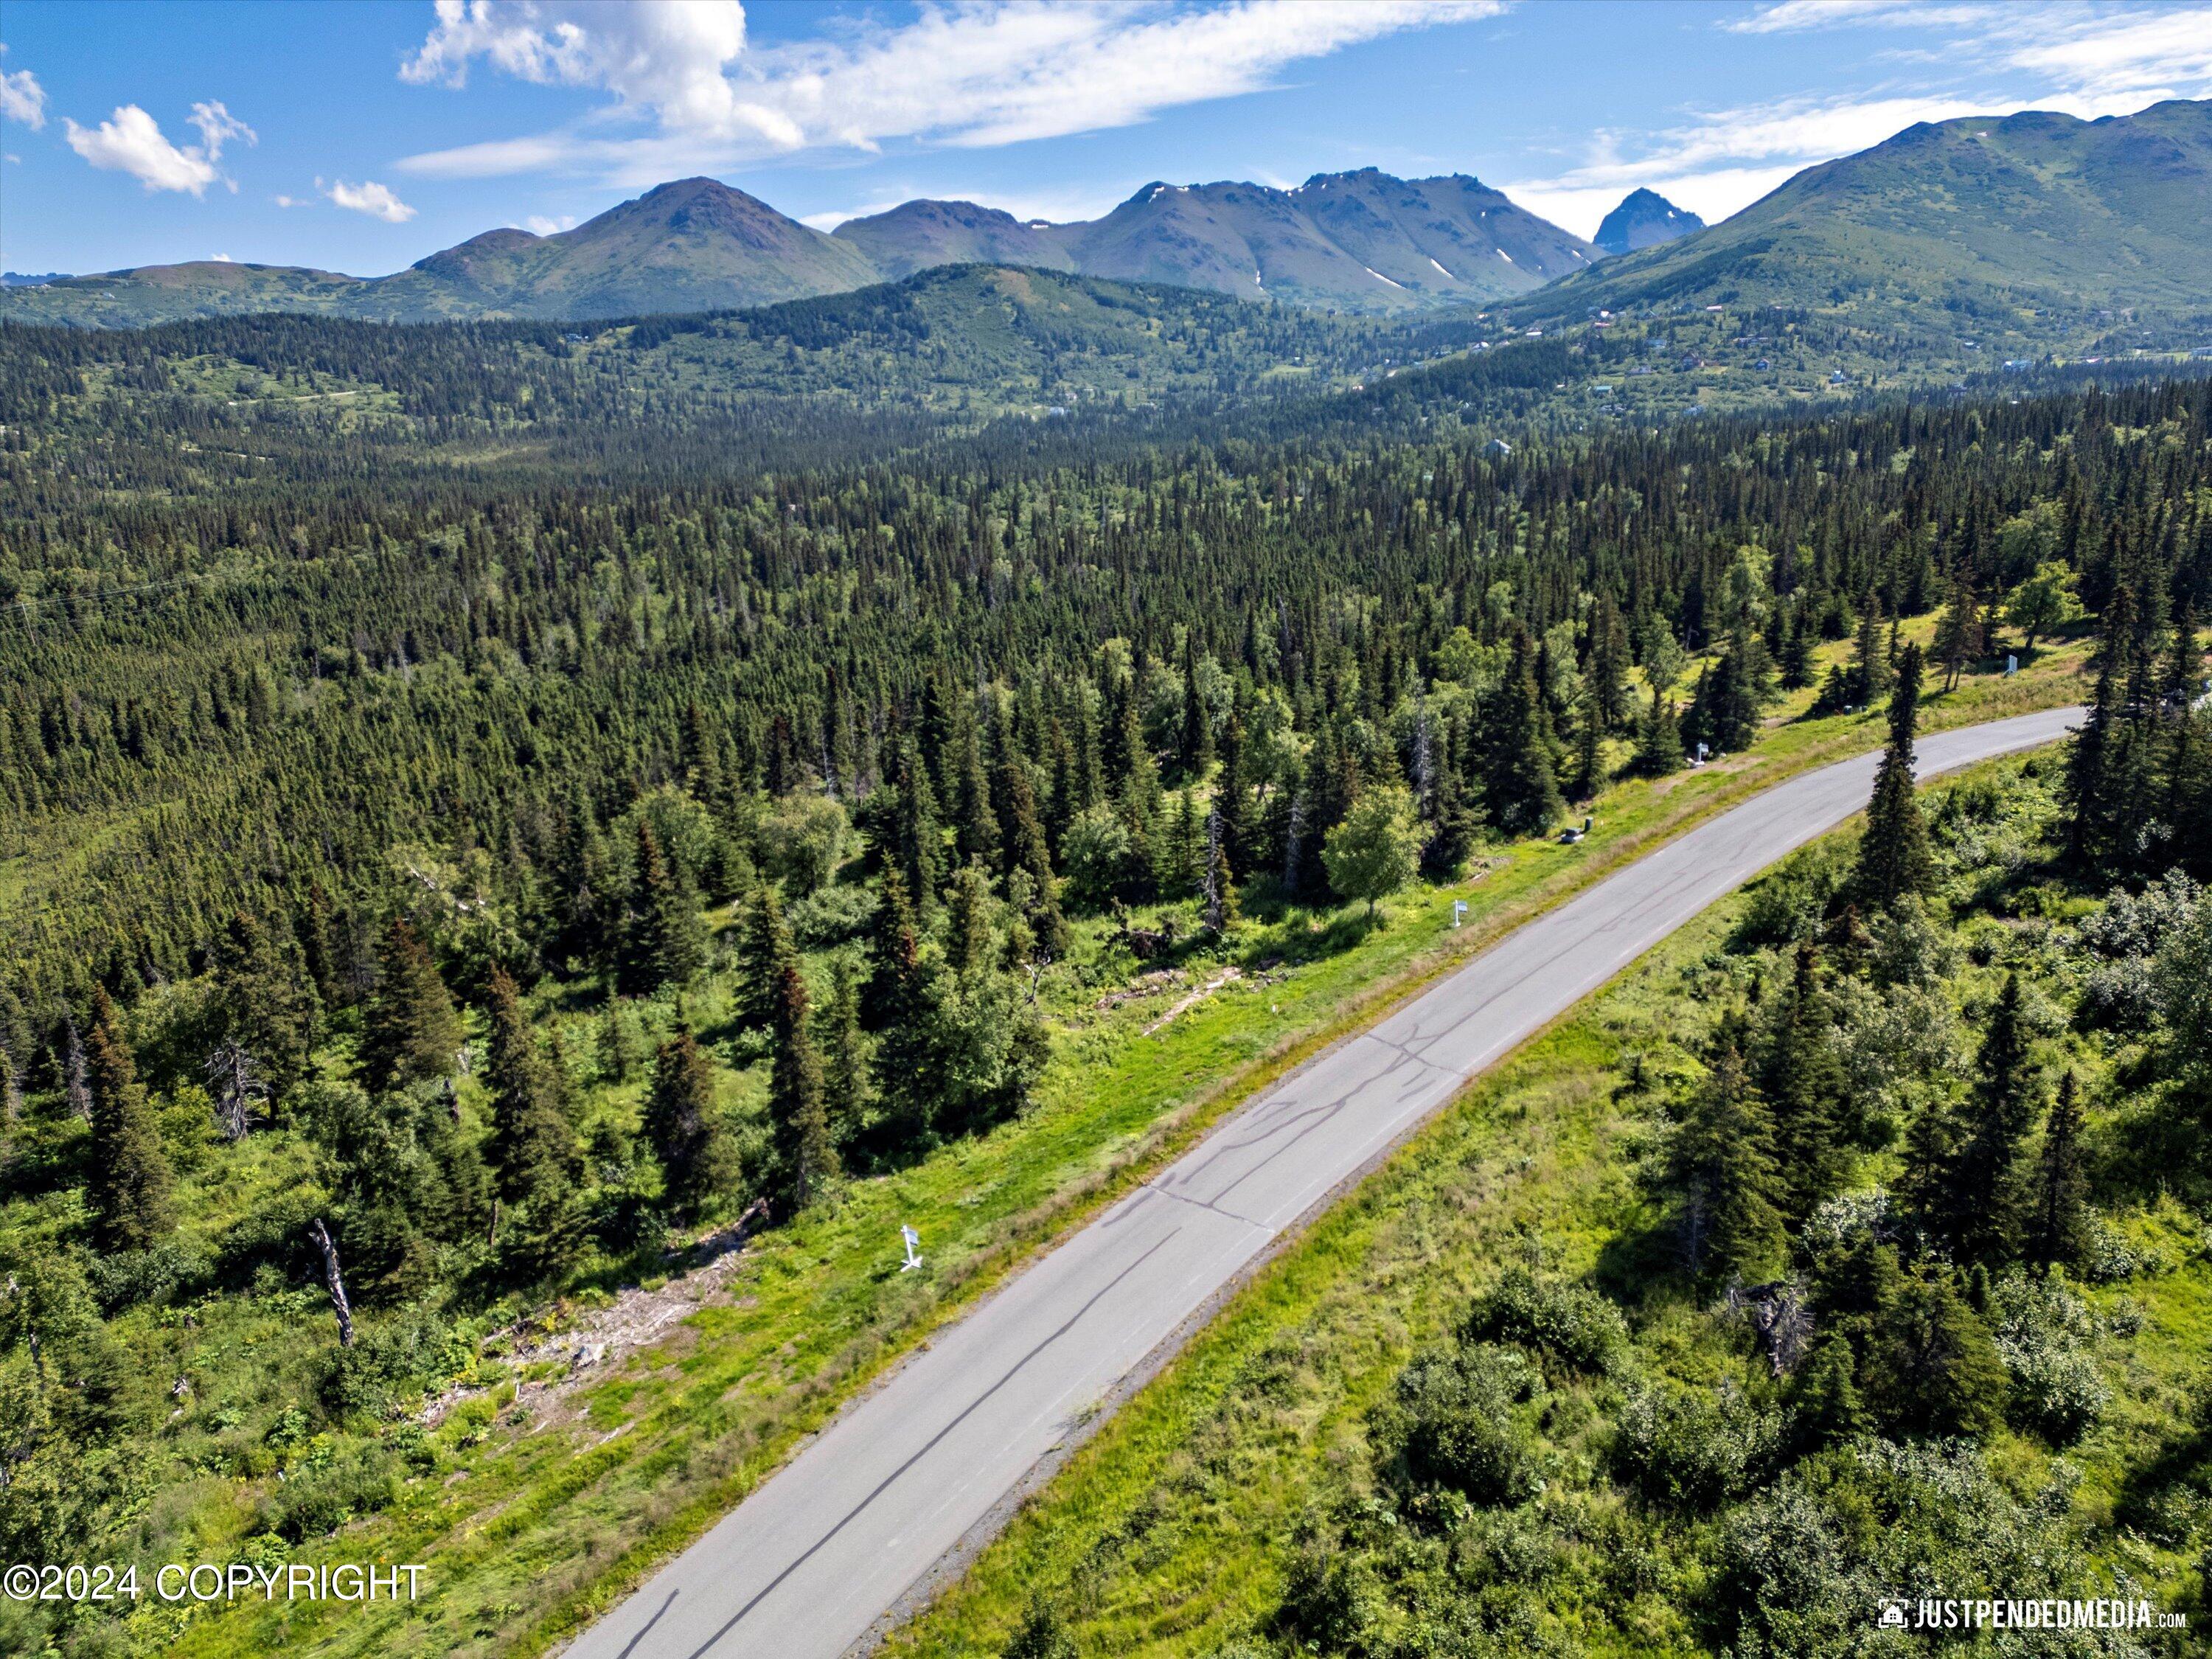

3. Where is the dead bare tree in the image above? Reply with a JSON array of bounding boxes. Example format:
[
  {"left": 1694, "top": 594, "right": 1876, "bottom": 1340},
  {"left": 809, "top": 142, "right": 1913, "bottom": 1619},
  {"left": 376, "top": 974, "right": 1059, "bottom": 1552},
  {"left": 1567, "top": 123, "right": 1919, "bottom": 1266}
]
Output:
[
  {"left": 63, "top": 1017, "right": 92, "bottom": 1123},
  {"left": 204, "top": 1039, "right": 265, "bottom": 1141},
  {"left": 307, "top": 1217, "right": 355, "bottom": 1349}
]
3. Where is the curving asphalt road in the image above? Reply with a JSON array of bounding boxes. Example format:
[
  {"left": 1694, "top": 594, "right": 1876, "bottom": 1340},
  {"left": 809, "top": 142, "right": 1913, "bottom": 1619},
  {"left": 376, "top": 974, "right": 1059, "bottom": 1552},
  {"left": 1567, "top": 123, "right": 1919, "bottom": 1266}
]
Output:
[{"left": 563, "top": 705, "right": 2081, "bottom": 1659}]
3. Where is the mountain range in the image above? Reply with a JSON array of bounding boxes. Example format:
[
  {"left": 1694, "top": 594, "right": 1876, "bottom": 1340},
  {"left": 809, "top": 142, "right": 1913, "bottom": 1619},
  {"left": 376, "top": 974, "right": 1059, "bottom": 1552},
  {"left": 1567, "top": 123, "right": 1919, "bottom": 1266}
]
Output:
[
  {"left": 5, "top": 98, "right": 2208, "bottom": 349},
  {"left": 2, "top": 168, "right": 1609, "bottom": 328}
]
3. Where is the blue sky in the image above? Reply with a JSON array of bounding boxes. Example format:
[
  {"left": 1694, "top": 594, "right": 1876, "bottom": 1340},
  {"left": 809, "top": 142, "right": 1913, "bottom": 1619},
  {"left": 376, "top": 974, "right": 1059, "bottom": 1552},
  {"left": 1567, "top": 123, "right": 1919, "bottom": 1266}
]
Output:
[{"left": 3, "top": 1, "right": 2208, "bottom": 277}]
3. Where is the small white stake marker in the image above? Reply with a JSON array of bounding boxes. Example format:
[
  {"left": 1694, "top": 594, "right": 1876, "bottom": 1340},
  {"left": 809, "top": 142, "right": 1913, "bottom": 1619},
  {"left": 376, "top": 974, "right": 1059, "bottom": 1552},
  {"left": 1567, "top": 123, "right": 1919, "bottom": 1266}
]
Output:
[{"left": 900, "top": 1225, "right": 923, "bottom": 1272}]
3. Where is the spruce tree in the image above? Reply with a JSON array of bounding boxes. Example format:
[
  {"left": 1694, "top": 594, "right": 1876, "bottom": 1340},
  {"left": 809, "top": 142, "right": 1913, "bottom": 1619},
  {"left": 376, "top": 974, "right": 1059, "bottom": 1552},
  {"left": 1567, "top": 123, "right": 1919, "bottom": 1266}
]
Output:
[
  {"left": 1666, "top": 1040, "right": 1788, "bottom": 1280},
  {"left": 769, "top": 959, "right": 838, "bottom": 1213},
  {"left": 212, "top": 908, "right": 316, "bottom": 1107},
  {"left": 734, "top": 885, "right": 796, "bottom": 1032},
  {"left": 1848, "top": 592, "right": 1892, "bottom": 706},
  {"left": 891, "top": 735, "right": 944, "bottom": 908},
  {"left": 945, "top": 861, "right": 995, "bottom": 976},
  {"left": 867, "top": 869, "right": 941, "bottom": 1154},
  {"left": 993, "top": 751, "right": 1054, "bottom": 889},
  {"left": 1948, "top": 972, "right": 2039, "bottom": 1266},
  {"left": 1632, "top": 685, "right": 1683, "bottom": 777},
  {"left": 822, "top": 955, "right": 870, "bottom": 1149},
  {"left": 1214, "top": 704, "right": 1256, "bottom": 877},
  {"left": 1790, "top": 1332, "right": 1865, "bottom": 1453},
  {"left": 618, "top": 819, "right": 704, "bottom": 995},
  {"left": 358, "top": 917, "right": 462, "bottom": 1095},
  {"left": 1178, "top": 638, "right": 1214, "bottom": 779},
  {"left": 84, "top": 988, "right": 175, "bottom": 1252},
  {"left": 1586, "top": 592, "right": 1632, "bottom": 731},
  {"left": 1863, "top": 1267, "right": 2008, "bottom": 1439},
  {"left": 1480, "top": 625, "right": 1564, "bottom": 836},
  {"left": 1933, "top": 560, "right": 1984, "bottom": 690},
  {"left": 1756, "top": 945, "right": 1849, "bottom": 1222},
  {"left": 2026, "top": 1069, "right": 2090, "bottom": 1272},
  {"left": 484, "top": 968, "right": 576, "bottom": 1211},
  {"left": 644, "top": 1029, "right": 725, "bottom": 1217},
  {"left": 1851, "top": 641, "right": 1934, "bottom": 909},
  {"left": 953, "top": 720, "right": 1000, "bottom": 872}
]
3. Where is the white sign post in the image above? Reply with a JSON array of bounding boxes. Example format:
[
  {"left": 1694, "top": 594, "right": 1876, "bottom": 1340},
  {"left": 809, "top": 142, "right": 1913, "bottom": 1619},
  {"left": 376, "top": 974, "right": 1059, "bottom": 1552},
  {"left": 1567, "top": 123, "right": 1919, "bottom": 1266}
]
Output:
[
  {"left": 900, "top": 1225, "right": 923, "bottom": 1272},
  {"left": 1453, "top": 900, "right": 1469, "bottom": 929}
]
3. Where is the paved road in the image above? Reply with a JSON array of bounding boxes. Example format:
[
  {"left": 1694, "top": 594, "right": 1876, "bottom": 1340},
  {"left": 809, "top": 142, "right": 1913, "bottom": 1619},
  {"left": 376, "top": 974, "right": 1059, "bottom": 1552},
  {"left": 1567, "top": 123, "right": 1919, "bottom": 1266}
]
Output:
[{"left": 565, "top": 706, "right": 2081, "bottom": 1659}]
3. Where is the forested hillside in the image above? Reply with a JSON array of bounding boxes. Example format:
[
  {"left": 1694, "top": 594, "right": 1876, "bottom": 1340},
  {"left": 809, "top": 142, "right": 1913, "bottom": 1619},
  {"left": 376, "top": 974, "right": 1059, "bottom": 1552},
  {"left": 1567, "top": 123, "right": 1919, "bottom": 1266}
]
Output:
[{"left": 0, "top": 344, "right": 2206, "bottom": 1655}]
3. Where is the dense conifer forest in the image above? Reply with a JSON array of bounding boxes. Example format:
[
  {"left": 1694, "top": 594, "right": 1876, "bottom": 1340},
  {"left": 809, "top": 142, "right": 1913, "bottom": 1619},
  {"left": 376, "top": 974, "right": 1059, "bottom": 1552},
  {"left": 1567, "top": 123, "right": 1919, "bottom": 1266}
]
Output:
[{"left": 1, "top": 299, "right": 2208, "bottom": 1655}]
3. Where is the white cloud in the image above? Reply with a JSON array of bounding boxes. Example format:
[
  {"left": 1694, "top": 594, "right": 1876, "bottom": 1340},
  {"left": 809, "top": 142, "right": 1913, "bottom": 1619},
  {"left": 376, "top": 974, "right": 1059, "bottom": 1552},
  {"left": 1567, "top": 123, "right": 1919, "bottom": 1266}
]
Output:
[
  {"left": 0, "top": 46, "right": 46, "bottom": 129},
  {"left": 212, "top": 252, "right": 234, "bottom": 262},
  {"left": 324, "top": 178, "right": 418, "bottom": 222},
  {"left": 521, "top": 212, "right": 577, "bottom": 234},
  {"left": 63, "top": 100, "right": 254, "bottom": 194},
  {"left": 274, "top": 192, "right": 306, "bottom": 207},
  {"left": 1503, "top": 91, "right": 1991, "bottom": 236},
  {"left": 799, "top": 180, "right": 1136, "bottom": 234},
  {"left": 1723, "top": 1, "right": 1990, "bottom": 35},
  {"left": 398, "top": 0, "right": 1500, "bottom": 181},
  {"left": 1726, "top": 1, "right": 2212, "bottom": 108}
]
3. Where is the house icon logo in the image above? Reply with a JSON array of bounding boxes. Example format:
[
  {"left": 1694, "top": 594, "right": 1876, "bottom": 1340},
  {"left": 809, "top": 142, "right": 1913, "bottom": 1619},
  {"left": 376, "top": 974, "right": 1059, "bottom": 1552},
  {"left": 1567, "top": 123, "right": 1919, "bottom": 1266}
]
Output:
[{"left": 1878, "top": 1599, "right": 1909, "bottom": 1630}]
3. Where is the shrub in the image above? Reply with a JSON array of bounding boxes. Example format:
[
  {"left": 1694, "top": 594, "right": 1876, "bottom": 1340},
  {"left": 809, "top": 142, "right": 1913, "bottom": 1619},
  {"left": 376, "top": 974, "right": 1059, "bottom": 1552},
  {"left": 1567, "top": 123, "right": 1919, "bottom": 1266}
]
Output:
[
  {"left": 1059, "top": 807, "right": 1133, "bottom": 909},
  {"left": 1731, "top": 845, "right": 1846, "bottom": 950},
  {"left": 1611, "top": 1382, "right": 1779, "bottom": 1512},
  {"left": 1716, "top": 1441, "right": 2096, "bottom": 1655},
  {"left": 321, "top": 1310, "right": 474, "bottom": 1419},
  {"left": 1387, "top": 1343, "right": 1545, "bottom": 1508},
  {"left": 259, "top": 1443, "right": 399, "bottom": 1541},
  {"left": 1460, "top": 1267, "right": 1627, "bottom": 1375},
  {"left": 1275, "top": 1538, "right": 1377, "bottom": 1654},
  {"left": 1988, "top": 1271, "right": 2109, "bottom": 1444},
  {"left": 786, "top": 882, "right": 873, "bottom": 948},
  {"left": 85, "top": 1241, "right": 212, "bottom": 1315}
]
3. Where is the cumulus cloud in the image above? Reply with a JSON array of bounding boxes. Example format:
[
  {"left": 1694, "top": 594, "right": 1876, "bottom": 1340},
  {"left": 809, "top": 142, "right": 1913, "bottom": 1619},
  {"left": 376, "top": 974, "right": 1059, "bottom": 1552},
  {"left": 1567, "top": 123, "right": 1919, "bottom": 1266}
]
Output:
[
  {"left": 521, "top": 212, "right": 577, "bottom": 234},
  {"left": 0, "top": 46, "right": 45, "bottom": 128},
  {"left": 324, "top": 178, "right": 417, "bottom": 222},
  {"left": 63, "top": 100, "right": 254, "bottom": 194},
  {"left": 397, "top": 0, "right": 1498, "bottom": 181}
]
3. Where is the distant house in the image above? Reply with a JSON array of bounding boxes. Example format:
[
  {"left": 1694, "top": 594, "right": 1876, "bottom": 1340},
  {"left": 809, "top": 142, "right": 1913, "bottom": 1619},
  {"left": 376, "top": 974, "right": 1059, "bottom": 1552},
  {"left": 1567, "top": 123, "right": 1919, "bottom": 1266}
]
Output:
[
  {"left": 1754, "top": 358, "right": 1772, "bottom": 371},
  {"left": 1829, "top": 369, "right": 1848, "bottom": 385},
  {"left": 2192, "top": 346, "right": 2212, "bottom": 360},
  {"left": 1484, "top": 438, "right": 1513, "bottom": 459},
  {"left": 2003, "top": 358, "right": 2034, "bottom": 372}
]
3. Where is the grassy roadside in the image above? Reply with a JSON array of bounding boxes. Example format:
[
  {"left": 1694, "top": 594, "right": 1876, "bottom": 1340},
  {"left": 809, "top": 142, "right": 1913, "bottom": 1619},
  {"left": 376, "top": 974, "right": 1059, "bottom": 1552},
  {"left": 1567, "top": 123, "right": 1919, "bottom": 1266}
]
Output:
[
  {"left": 877, "top": 746, "right": 2211, "bottom": 1657},
  {"left": 158, "top": 631, "right": 2090, "bottom": 1659}
]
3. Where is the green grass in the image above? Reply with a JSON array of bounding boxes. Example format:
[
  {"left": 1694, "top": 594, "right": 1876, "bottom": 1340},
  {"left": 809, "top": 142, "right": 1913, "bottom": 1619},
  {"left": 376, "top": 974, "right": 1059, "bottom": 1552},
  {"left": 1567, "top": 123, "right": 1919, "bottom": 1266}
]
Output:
[
  {"left": 878, "top": 752, "right": 2211, "bottom": 1656},
  {"left": 114, "top": 633, "right": 2090, "bottom": 1658}
]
